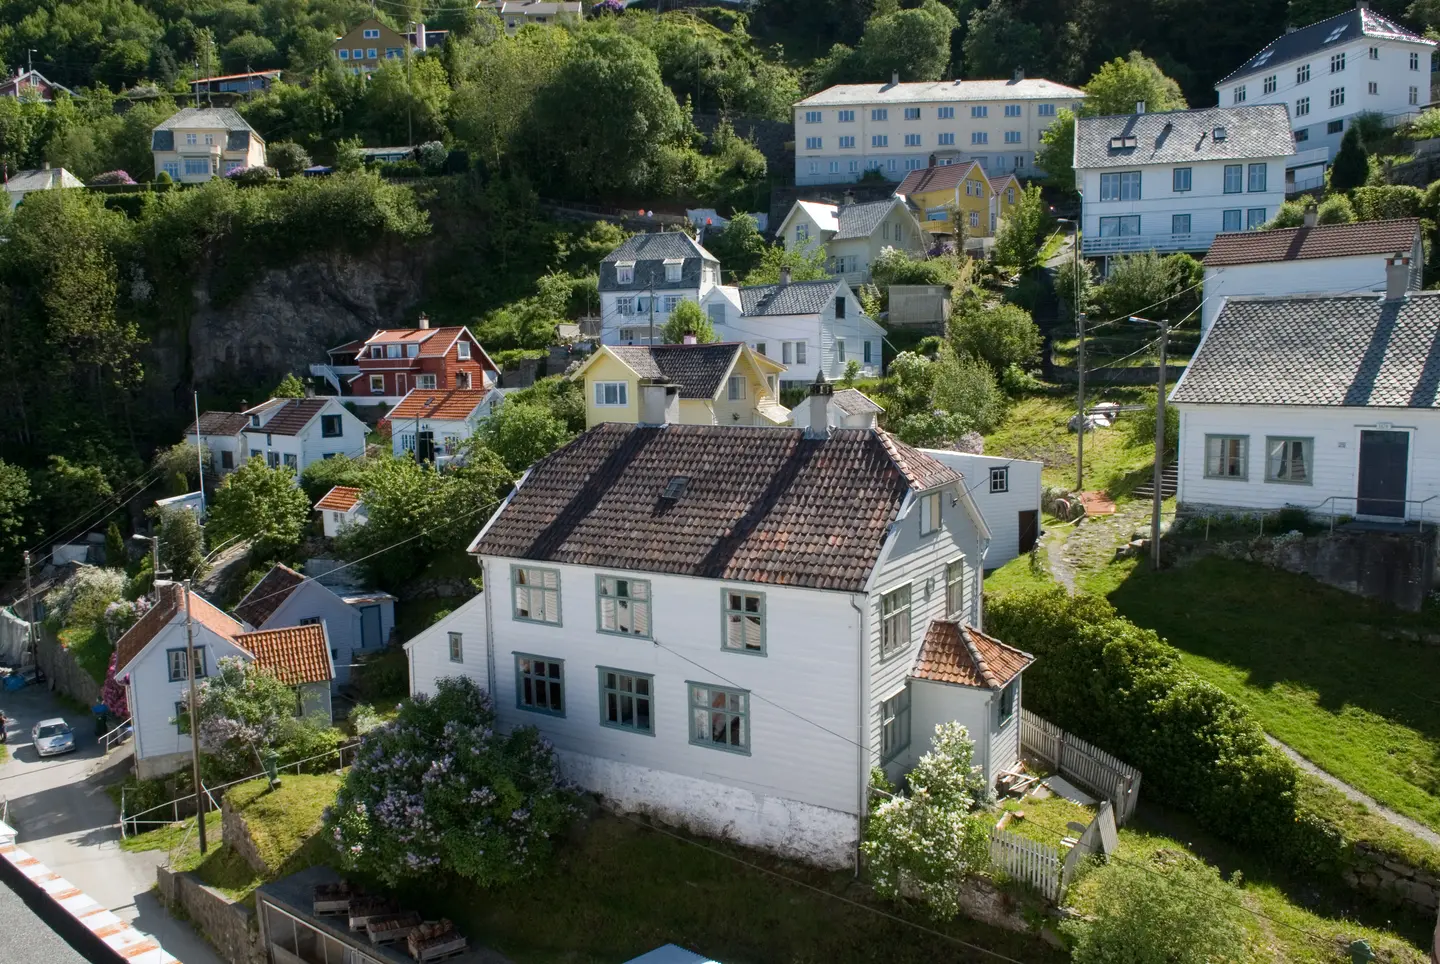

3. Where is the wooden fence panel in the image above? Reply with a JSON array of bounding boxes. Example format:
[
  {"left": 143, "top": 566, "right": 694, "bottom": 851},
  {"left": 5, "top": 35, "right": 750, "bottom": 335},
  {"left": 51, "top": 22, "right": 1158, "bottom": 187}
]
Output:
[
  {"left": 1020, "top": 710, "right": 1142, "bottom": 824},
  {"left": 988, "top": 827, "right": 1060, "bottom": 902}
]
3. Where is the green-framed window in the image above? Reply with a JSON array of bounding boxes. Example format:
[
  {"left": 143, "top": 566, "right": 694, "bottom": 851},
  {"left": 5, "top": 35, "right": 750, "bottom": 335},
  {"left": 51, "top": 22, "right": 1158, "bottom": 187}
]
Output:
[
  {"left": 880, "top": 686, "right": 911, "bottom": 763},
  {"left": 722, "top": 589, "right": 765, "bottom": 655},
  {"left": 513, "top": 566, "right": 561, "bottom": 625},
  {"left": 880, "top": 585, "right": 912, "bottom": 658},
  {"left": 1264, "top": 436, "right": 1313, "bottom": 484},
  {"left": 1204, "top": 435, "right": 1248, "bottom": 480},
  {"left": 599, "top": 668, "right": 653, "bottom": 735},
  {"left": 997, "top": 679, "right": 1018, "bottom": 726},
  {"left": 597, "top": 575, "right": 650, "bottom": 637},
  {"left": 689, "top": 682, "right": 749, "bottom": 754},
  {"left": 516, "top": 654, "right": 565, "bottom": 716}
]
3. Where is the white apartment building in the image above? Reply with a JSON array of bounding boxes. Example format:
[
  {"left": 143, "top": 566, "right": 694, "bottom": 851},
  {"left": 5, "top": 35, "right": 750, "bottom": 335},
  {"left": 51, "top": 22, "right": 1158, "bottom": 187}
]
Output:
[
  {"left": 1216, "top": 3, "right": 1435, "bottom": 191},
  {"left": 1074, "top": 104, "right": 1295, "bottom": 263},
  {"left": 793, "top": 71, "right": 1085, "bottom": 186}
]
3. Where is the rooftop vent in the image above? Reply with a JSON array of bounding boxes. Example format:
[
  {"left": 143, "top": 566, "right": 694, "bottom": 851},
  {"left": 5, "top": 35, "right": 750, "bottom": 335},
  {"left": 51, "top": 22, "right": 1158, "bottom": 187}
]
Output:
[
  {"left": 662, "top": 476, "right": 689, "bottom": 500},
  {"left": 1212, "top": 126, "right": 1228, "bottom": 141}
]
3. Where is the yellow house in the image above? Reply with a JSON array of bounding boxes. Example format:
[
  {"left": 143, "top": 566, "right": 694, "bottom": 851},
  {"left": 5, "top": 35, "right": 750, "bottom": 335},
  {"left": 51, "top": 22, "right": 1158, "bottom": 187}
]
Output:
[
  {"left": 151, "top": 107, "right": 266, "bottom": 182},
  {"left": 333, "top": 19, "right": 409, "bottom": 73},
  {"left": 895, "top": 162, "right": 1020, "bottom": 239},
  {"left": 575, "top": 342, "right": 790, "bottom": 429}
]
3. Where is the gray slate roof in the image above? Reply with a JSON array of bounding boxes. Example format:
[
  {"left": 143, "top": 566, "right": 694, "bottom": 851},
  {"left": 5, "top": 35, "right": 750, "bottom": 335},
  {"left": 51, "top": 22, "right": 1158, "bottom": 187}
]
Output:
[
  {"left": 1171, "top": 291, "right": 1440, "bottom": 409},
  {"left": 740, "top": 279, "right": 839, "bottom": 316},
  {"left": 153, "top": 106, "right": 256, "bottom": 132},
  {"left": 1074, "top": 105, "right": 1295, "bottom": 170},
  {"left": 607, "top": 343, "right": 742, "bottom": 398},
  {"left": 833, "top": 388, "right": 884, "bottom": 415},
  {"left": 836, "top": 199, "right": 901, "bottom": 240},
  {"left": 0, "top": 875, "right": 91, "bottom": 964},
  {"left": 1220, "top": 7, "right": 1433, "bottom": 87},
  {"left": 599, "top": 232, "right": 717, "bottom": 293}
]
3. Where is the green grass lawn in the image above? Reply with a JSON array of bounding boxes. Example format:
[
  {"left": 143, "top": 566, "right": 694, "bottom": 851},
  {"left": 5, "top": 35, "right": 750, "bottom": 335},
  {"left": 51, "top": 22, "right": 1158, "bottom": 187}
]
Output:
[
  {"left": 1088, "top": 554, "right": 1440, "bottom": 833},
  {"left": 58, "top": 623, "right": 112, "bottom": 685},
  {"left": 983, "top": 389, "right": 1157, "bottom": 496},
  {"left": 398, "top": 815, "right": 1065, "bottom": 964}
]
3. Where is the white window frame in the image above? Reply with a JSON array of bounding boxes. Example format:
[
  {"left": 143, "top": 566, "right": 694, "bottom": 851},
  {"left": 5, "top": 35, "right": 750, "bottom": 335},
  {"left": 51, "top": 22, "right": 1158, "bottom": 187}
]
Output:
[
  {"left": 919, "top": 491, "right": 940, "bottom": 535},
  {"left": 417, "top": 374, "right": 437, "bottom": 390},
  {"left": 616, "top": 262, "right": 635, "bottom": 285},
  {"left": 457, "top": 340, "right": 471, "bottom": 360},
  {"left": 880, "top": 585, "right": 912, "bottom": 659},
  {"left": 594, "top": 381, "right": 628, "bottom": 407},
  {"left": 727, "top": 375, "right": 746, "bottom": 401}
]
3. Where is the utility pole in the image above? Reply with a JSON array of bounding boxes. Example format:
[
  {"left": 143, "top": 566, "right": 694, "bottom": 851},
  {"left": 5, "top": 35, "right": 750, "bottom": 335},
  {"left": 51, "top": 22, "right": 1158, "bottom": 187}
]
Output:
[
  {"left": 23, "top": 550, "right": 35, "bottom": 673},
  {"left": 193, "top": 391, "right": 205, "bottom": 514},
  {"left": 1131, "top": 316, "right": 1169, "bottom": 570},
  {"left": 1076, "top": 311, "right": 1087, "bottom": 492},
  {"left": 182, "top": 581, "right": 207, "bottom": 854},
  {"left": 647, "top": 285, "right": 656, "bottom": 346}
]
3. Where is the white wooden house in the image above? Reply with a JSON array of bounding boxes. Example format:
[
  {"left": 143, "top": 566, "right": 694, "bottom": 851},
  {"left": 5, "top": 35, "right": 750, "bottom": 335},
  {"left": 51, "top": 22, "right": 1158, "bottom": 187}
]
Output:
[
  {"left": 235, "top": 565, "right": 395, "bottom": 690},
  {"left": 185, "top": 411, "right": 251, "bottom": 478},
  {"left": 921, "top": 451, "right": 1043, "bottom": 567},
  {"left": 408, "top": 381, "right": 1034, "bottom": 868},
  {"left": 238, "top": 397, "right": 368, "bottom": 475},
  {"left": 115, "top": 582, "right": 334, "bottom": 779},
  {"left": 379, "top": 388, "right": 504, "bottom": 463},
  {"left": 1172, "top": 261, "right": 1440, "bottom": 524},
  {"left": 315, "top": 486, "right": 366, "bottom": 538},
  {"left": 790, "top": 387, "right": 883, "bottom": 430}
]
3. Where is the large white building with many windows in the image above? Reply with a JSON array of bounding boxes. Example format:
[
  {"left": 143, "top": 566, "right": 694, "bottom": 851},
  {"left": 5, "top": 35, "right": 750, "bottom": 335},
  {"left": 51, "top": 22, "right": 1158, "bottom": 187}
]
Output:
[
  {"left": 792, "top": 72, "right": 1084, "bottom": 186},
  {"left": 1215, "top": 4, "right": 1435, "bottom": 192},
  {"left": 1074, "top": 104, "right": 1295, "bottom": 263}
]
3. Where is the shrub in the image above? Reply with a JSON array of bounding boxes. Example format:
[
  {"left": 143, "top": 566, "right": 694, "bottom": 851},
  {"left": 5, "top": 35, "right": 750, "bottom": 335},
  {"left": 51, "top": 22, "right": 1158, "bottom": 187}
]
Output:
[
  {"left": 326, "top": 676, "right": 575, "bottom": 887},
  {"left": 45, "top": 567, "right": 126, "bottom": 629},
  {"left": 1350, "top": 184, "right": 1423, "bottom": 222},
  {"left": 1123, "top": 399, "right": 1179, "bottom": 457},
  {"left": 299, "top": 454, "right": 367, "bottom": 505},
  {"left": 416, "top": 141, "right": 448, "bottom": 174},
  {"left": 226, "top": 165, "right": 279, "bottom": 186},
  {"left": 268, "top": 141, "right": 312, "bottom": 178},
  {"left": 89, "top": 170, "right": 137, "bottom": 186},
  {"left": 948, "top": 302, "right": 1042, "bottom": 374},
  {"left": 1411, "top": 107, "right": 1440, "bottom": 141},
  {"left": 1317, "top": 193, "right": 1355, "bottom": 224}
]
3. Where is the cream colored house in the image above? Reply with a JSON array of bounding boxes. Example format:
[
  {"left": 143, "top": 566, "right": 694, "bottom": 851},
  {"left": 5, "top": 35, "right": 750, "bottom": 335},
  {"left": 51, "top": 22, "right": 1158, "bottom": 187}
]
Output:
[
  {"left": 776, "top": 196, "right": 927, "bottom": 284},
  {"left": 151, "top": 107, "right": 265, "bottom": 182},
  {"left": 487, "top": 1, "right": 582, "bottom": 33},
  {"left": 574, "top": 342, "right": 789, "bottom": 429}
]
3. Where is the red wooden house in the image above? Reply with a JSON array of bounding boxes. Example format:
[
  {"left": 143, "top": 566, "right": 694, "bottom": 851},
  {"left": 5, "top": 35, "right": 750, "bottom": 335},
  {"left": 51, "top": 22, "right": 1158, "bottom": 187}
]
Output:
[{"left": 337, "top": 317, "right": 498, "bottom": 397}]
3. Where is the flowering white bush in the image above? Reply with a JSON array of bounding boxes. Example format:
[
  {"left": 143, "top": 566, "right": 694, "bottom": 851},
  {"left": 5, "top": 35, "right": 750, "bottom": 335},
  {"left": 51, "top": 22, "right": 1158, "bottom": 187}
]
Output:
[
  {"left": 861, "top": 722, "right": 991, "bottom": 919},
  {"left": 325, "top": 676, "right": 575, "bottom": 887},
  {"left": 44, "top": 567, "right": 125, "bottom": 629}
]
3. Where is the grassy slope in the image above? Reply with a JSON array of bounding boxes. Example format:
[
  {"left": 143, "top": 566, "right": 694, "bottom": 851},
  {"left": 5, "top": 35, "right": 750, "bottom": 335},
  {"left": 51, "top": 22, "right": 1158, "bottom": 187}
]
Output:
[
  {"left": 58, "top": 624, "right": 112, "bottom": 685},
  {"left": 984, "top": 390, "right": 1157, "bottom": 496}
]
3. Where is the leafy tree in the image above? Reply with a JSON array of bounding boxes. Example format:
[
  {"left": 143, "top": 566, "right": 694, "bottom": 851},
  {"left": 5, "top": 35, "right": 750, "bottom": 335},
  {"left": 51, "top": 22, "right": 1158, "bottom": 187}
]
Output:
[
  {"left": 205, "top": 457, "right": 311, "bottom": 561},
  {"left": 153, "top": 442, "right": 211, "bottom": 488},
  {"left": 327, "top": 676, "right": 575, "bottom": 887},
  {"left": 1066, "top": 852, "right": 1247, "bottom": 964},
  {"left": 363, "top": 57, "right": 452, "bottom": 146},
  {"left": 449, "top": 27, "right": 573, "bottom": 170},
  {"left": 961, "top": 3, "right": 1046, "bottom": 78},
  {"left": 180, "top": 656, "right": 311, "bottom": 779},
  {"left": 34, "top": 456, "right": 113, "bottom": 540},
  {"left": 272, "top": 373, "right": 307, "bottom": 398},
  {"left": 268, "top": 141, "right": 312, "bottom": 178},
  {"left": 105, "top": 521, "right": 126, "bottom": 567},
  {"left": 334, "top": 136, "right": 364, "bottom": 173},
  {"left": 660, "top": 300, "right": 717, "bottom": 343},
  {"left": 853, "top": 1, "right": 959, "bottom": 82},
  {"left": 932, "top": 348, "right": 1005, "bottom": 433},
  {"left": 1330, "top": 125, "right": 1370, "bottom": 193},
  {"left": 882, "top": 348, "right": 1003, "bottom": 445},
  {"left": 222, "top": 32, "right": 280, "bottom": 73},
  {"left": 741, "top": 244, "right": 829, "bottom": 285},
  {"left": 1034, "top": 109, "right": 1075, "bottom": 192},
  {"left": 299, "top": 454, "right": 368, "bottom": 505},
  {"left": 1091, "top": 251, "right": 1202, "bottom": 323},
  {"left": 476, "top": 402, "right": 574, "bottom": 475},
  {"left": 417, "top": 140, "right": 448, "bottom": 174},
  {"left": 992, "top": 182, "right": 1050, "bottom": 269},
  {"left": 705, "top": 214, "right": 767, "bottom": 281},
  {"left": 697, "top": 121, "right": 768, "bottom": 211},
  {"left": 154, "top": 505, "right": 206, "bottom": 582},
  {"left": 949, "top": 302, "right": 1042, "bottom": 374},
  {"left": 1053, "top": 254, "right": 1096, "bottom": 324},
  {"left": 862, "top": 722, "right": 992, "bottom": 919},
  {"left": 1351, "top": 184, "right": 1423, "bottom": 222},
  {"left": 43, "top": 567, "right": 125, "bottom": 629},
  {"left": 1082, "top": 51, "right": 1188, "bottom": 117},
  {"left": 0, "top": 459, "right": 31, "bottom": 568}
]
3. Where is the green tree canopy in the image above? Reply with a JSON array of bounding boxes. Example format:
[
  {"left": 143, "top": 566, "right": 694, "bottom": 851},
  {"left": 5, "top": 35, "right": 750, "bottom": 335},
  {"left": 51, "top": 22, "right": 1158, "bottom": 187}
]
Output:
[
  {"left": 1330, "top": 126, "right": 1371, "bottom": 194},
  {"left": 474, "top": 402, "right": 574, "bottom": 475},
  {"left": 1082, "top": 51, "right": 1188, "bottom": 117},
  {"left": 741, "top": 244, "right": 829, "bottom": 285},
  {"left": 205, "top": 457, "right": 311, "bottom": 561},
  {"left": 660, "top": 300, "right": 717, "bottom": 343},
  {"left": 153, "top": 505, "right": 206, "bottom": 582},
  {"left": 961, "top": 3, "right": 1046, "bottom": 78},
  {"left": 705, "top": 214, "right": 767, "bottom": 281},
  {"left": 853, "top": 1, "right": 959, "bottom": 83},
  {"left": 181, "top": 656, "right": 314, "bottom": 779},
  {"left": 0, "top": 460, "right": 31, "bottom": 571},
  {"left": 271, "top": 373, "right": 307, "bottom": 398},
  {"left": 949, "top": 301, "right": 1042, "bottom": 374},
  {"left": 1034, "top": 109, "right": 1076, "bottom": 193},
  {"left": 268, "top": 141, "right": 312, "bottom": 178},
  {"left": 992, "top": 182, "right": 1051, "bottom": 269}
]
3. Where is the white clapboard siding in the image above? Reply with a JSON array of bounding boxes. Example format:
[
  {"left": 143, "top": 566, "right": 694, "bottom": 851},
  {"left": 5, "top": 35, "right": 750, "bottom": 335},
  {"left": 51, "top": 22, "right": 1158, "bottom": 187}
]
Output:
[
  {"left": 1020, "top": 710, "right": 1142, "bottom": 824},
  {"left": 988, "top": 827, "right": 1060, "bottom": 902}
]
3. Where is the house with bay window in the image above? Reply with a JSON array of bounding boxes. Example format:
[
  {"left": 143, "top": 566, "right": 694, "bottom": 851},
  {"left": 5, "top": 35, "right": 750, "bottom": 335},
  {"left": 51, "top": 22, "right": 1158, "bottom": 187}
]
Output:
[
  {"left": 1074, "top": 104, "right": 1294, "bottom": 266},
  {"left": 151, "top": 107, "right": 266, "bottom": 182},
  {"left": 1171, "top": 259, "right": 1440, "bottom": 524},
  {"left": 405, "top": 380, "right": 1035, "bottom": 868},
  {"left": 599, "top": 232, "right": 721, "bottom": 346}
]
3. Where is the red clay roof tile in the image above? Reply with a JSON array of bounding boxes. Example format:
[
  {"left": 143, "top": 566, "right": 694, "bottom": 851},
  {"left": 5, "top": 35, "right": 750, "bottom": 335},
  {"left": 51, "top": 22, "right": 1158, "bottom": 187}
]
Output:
[
  {"left": 912, "top": 620, "right": 1033, "bottom": 689},
  {"left": 236, "top": 624, "right": 333, "bottom": 685},
  {"left": 315, "top": 486, "right": 362, "bottom": 512},
  {"left": 1202, "top": 218, "right": 1420, "bottom": 267}
]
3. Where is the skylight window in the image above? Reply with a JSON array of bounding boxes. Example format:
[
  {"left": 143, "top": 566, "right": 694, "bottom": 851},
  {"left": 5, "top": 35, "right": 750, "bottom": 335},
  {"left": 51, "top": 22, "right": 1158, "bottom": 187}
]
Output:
[
  {"left": 1213, "top": 126, "right": 1228, "bottom": 141},
  {"left": 1325, "top": 25, "right": 1349, "bottom": 43},
  {"left": 1252, "top": 50, "right": 1274, "bottom": 67},
  {"left": 662, "top": 476, "right": 689, "bottom": 500}
]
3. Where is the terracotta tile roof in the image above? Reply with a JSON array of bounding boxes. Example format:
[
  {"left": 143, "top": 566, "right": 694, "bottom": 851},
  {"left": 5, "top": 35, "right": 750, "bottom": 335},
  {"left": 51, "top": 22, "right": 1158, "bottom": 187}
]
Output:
[
  {"left": 894, "top": 161, "right": 983, "bottom": 197},
  {"left": 1202, "top": 219, "right": 1420, "bottom": 267},
  {"left": 386, "top": 389, "right": 492, "bottom": 421},
  {"left": 234, "top": 564, "right": 307, "bottom": 628},
  {"left": 473, "top": 423, "right": 962, "bottom": 592},
  {"left": 912, "top": 620, "right": 1033, "bottom": 689},
  {"left": 236, "top": 624, "right": 333, "bottom": 685},
  {"left": 607, "top": 344, "right": 742, "bottom": 399},
  {"left": 989, "top": 174, "right": 1017, "bottom": 195},
  {"left": 185, "top": 411, "right": 249, "bottom": 437},
  {"left": 877, "top": 431, "right": 962, "bottom": 490},
  {"left": 115, "top": 583, "right": 245, "bottom": 673},
  {"left": 315, "top": 486, "right": 362, "bottom": 512},
  {"left": 243, "top": 399, "right": 328, "bottom": 436},
  {"left": 367, "top": 327, "right": 441, "bottom": 344},
  {"left": 418, "top": 328, "right": 471, "bottom": 358}
]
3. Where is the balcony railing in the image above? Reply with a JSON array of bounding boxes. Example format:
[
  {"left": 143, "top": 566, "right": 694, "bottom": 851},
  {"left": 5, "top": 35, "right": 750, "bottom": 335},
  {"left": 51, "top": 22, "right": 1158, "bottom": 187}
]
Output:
[
  {"left": 1082, "top": 231, "right": 1214, "bottom": 255},
  {"left": 1286, "top": 146, "right": 1330, "bottom": 169}
]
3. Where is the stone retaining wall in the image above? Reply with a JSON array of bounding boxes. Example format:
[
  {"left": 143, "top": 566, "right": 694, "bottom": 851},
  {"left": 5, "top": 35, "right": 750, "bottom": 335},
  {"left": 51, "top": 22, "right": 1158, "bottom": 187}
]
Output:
[
  {"left": 221, "top": 796, "right": 271, "bottom": 876},
  {"left": 35, "top": 628, "right": 101, "bottom": 707},
  {"left": 157, "top": 866, "right": 263, "bottom": 964},
  {"left": 1347, "top": 842, "right": 1440, "bottom": 915}
]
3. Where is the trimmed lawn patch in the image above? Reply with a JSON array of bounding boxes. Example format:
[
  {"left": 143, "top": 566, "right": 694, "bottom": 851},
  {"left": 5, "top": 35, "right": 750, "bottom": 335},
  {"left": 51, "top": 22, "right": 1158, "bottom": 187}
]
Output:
[
  {"left": 120, "top": 812, "right": 217, "bottom": 855},
  {"left": 401, "top": 814, "right": 1066, "bottom": 964},
  {"left": 1092, "top": 555, "right": 1440, "bottom": 833},
  {"left": 983, "top": 389, "right": 1157, "bottom": 497},
  {"left": 225, "top": 774, "right": 341, "bottom": 873},
  {"left": 998, "top": 793, "right": 1094, "bottom": 845}
]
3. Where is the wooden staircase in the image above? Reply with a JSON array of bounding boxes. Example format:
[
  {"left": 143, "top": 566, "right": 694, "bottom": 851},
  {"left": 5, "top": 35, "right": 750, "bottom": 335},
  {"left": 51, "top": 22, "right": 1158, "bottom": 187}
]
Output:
[{"left": 1133, "top": 462, "right": 1177, "bottom": 500}]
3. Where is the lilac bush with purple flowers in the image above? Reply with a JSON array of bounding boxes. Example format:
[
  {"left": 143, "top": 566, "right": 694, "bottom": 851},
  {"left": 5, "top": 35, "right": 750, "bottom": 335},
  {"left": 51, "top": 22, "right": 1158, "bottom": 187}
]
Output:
[{"left": 325, "top": 676, "right": 575, "bottom": 887}]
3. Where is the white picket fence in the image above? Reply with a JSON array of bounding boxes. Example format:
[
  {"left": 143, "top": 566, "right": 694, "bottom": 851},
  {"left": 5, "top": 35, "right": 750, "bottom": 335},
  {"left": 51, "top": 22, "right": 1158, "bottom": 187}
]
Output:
[
  {"left": 988, "top": 827, "right": 1061, "bottom": 902},
  {"left": 1020, "top": 710, "right": 1142, "bottom": 824}
]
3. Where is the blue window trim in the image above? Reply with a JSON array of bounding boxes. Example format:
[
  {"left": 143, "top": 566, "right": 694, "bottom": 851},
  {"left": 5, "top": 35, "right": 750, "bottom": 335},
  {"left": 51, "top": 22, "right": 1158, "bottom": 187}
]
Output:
[
  {"left": 597, "top": 666, "right": 655, "bottom": 736},
  {"left": 720, "top": 587, "right": 766, "bottom": 656},
  {"left": 515, "top": 653, "right": 566, "bottom": 717},
  {"left": 595, "top": 574, "right": 652, "bottom": 639},
  {"left": 166, "top": 646, "right": 206, "bottom": 682},
  {"left": 687, "top": 680, "right": 751, "bottom": 756}
]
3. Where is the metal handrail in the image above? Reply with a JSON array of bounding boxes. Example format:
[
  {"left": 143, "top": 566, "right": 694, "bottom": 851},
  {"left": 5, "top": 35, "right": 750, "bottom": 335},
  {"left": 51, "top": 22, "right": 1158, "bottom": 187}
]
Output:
[
  {"left": 120, "top": 741, "right": 359, "bottom": 837},
  {"left": 100, "top": 717, "right": 132, "bottom": 751},
  {"left": 1306, "top": 494, "right": 1440, "bottom": 532}
]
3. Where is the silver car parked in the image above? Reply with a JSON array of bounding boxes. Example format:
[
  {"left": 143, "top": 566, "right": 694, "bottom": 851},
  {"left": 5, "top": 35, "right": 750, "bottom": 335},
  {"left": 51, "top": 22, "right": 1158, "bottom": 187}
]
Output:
[{"left": 31, "top": 718, "right": 75, "bottom": 757}]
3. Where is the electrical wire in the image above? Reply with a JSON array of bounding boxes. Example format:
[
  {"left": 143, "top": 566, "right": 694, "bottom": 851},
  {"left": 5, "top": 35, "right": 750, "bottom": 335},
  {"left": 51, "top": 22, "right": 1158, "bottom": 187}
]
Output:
[{"left": 25, "top": 466, "right": 167, "bottom": 556}]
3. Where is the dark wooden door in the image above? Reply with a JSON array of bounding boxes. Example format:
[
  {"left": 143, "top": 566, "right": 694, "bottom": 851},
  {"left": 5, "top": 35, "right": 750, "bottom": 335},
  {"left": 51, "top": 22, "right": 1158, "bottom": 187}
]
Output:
[
  {"left": 417, "top": 431, "right": 435, "bottom": 463},
  {"left": 1357, "top": 430, "right": 1409, "bottom": 518},
  {"left": 1018, "top": 509, "right": 1040, "bottom": 554}
]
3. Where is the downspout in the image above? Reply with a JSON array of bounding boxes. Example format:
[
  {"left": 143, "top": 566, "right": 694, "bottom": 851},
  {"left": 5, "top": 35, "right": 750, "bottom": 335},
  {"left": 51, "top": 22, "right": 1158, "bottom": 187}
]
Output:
[
  {"left": 975, "top": 530, "right": 992, "bottom": 632},
  {"left": 483, "top": 558, "right": 497, "bottom": 700},
  {"left": 850, "top": 592, "right": 866, "bottom": 877}
]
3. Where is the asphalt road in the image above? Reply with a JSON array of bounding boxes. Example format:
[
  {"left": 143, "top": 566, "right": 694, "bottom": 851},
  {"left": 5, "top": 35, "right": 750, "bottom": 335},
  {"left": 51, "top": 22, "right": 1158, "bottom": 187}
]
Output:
[{"left": 0, "top": 683, "right": 222, "bottom": 964}]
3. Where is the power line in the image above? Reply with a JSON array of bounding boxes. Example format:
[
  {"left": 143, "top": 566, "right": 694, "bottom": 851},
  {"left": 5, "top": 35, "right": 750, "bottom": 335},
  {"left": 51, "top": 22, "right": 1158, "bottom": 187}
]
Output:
[{"left": 26, "top": 466, "right": 166, "bottom": 555}]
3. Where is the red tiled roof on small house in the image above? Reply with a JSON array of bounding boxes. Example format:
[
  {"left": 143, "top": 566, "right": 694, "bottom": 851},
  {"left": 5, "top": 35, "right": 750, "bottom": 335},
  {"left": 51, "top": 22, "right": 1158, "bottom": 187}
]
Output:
[
  {"left": 912, "top": 620, "right": 1033, "bottom": 689},
  {"left": 315, "top": 486, "right": 362, "bottom": 512},
  {"left": 115, "top": 582, "right": 246, "bottom": 672},
  {"left": 236, "top": 624, "right": 333, "bottom": 685},
  {"left": 385, "top": 389, "right": 492, "bottom": 421}
]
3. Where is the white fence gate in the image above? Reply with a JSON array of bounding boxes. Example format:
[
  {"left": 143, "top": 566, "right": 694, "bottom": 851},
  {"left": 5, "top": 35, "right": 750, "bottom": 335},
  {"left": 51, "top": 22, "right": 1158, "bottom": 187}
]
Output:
[
  {"left": 988, "top": 827, "right": 1061, "bottom": 902},
  {"left": 1020, "top": 710, "right": 1142, "bottom": 824}
]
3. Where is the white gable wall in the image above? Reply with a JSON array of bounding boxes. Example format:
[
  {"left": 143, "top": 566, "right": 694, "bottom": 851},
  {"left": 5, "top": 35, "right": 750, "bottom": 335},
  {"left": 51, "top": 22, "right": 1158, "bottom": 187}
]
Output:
[
  {"left": 1175, "top": 401, "right": 1440, "bottom": 522},
  {"left": 405, "top": 593, "right": 490, "bottom": 697},
  {"left": 717, "top": 288, "right": 883, "bottom": 385},
  {"left": 261, "top": 582, "right": 362, "bottom": 689},
  {"left": 920, "top": 451, "right": 1043, "bottom": 567},
  {"left": 241, "top": 400, "right": 366, "bottom": 475}
]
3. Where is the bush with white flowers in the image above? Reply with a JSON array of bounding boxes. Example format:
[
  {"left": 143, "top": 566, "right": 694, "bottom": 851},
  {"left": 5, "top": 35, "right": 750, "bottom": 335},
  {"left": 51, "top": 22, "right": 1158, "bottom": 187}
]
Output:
[{"left": 326, "top": 676, "right": 575, "bottom": 887}]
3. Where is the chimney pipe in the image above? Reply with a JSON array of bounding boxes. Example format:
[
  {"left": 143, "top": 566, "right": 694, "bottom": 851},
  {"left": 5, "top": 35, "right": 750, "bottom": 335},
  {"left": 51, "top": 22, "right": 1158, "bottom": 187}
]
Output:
[
  {"left": 42, "top": 160, "right": 50, "bottom": 170},
  {"left": 804, "top": 370, "right": 833, "bottom": 439},
  {"left": 843, "top": 189, "right": 855, "bottom": 207},
  {"left": 638, "top": 379, "right": 679, "bottom": 427},
  {"left": 417, "top": 313, "right": 430, "bottom": 330},
  {"left": 1013, "top": 67, "right": 1024, "bottom": 83},
  {"left": 779, "top": 266, "right": 793, "bottom": 286},
  {"left": 1386, "top": 254, "right": 1411, "bottom": 300},
  {"left": 891, "top": 70, "right": 899, "bottom": 86},
  {"left": 682, "top": 332, "right": 697, "bottom": 345},
  {"left": 1302, "top": 202, "right": 1318, "bottom": 228},
  {"left": 1135, "top": 100, "right": 1146, "bottom": 114}
]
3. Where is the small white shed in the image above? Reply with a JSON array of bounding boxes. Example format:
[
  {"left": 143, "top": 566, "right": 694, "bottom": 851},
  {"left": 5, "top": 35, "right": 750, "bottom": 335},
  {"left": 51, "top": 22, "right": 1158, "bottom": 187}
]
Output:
[{"left": 920, "top": 450, "right": 1043, "bottom": 567}]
